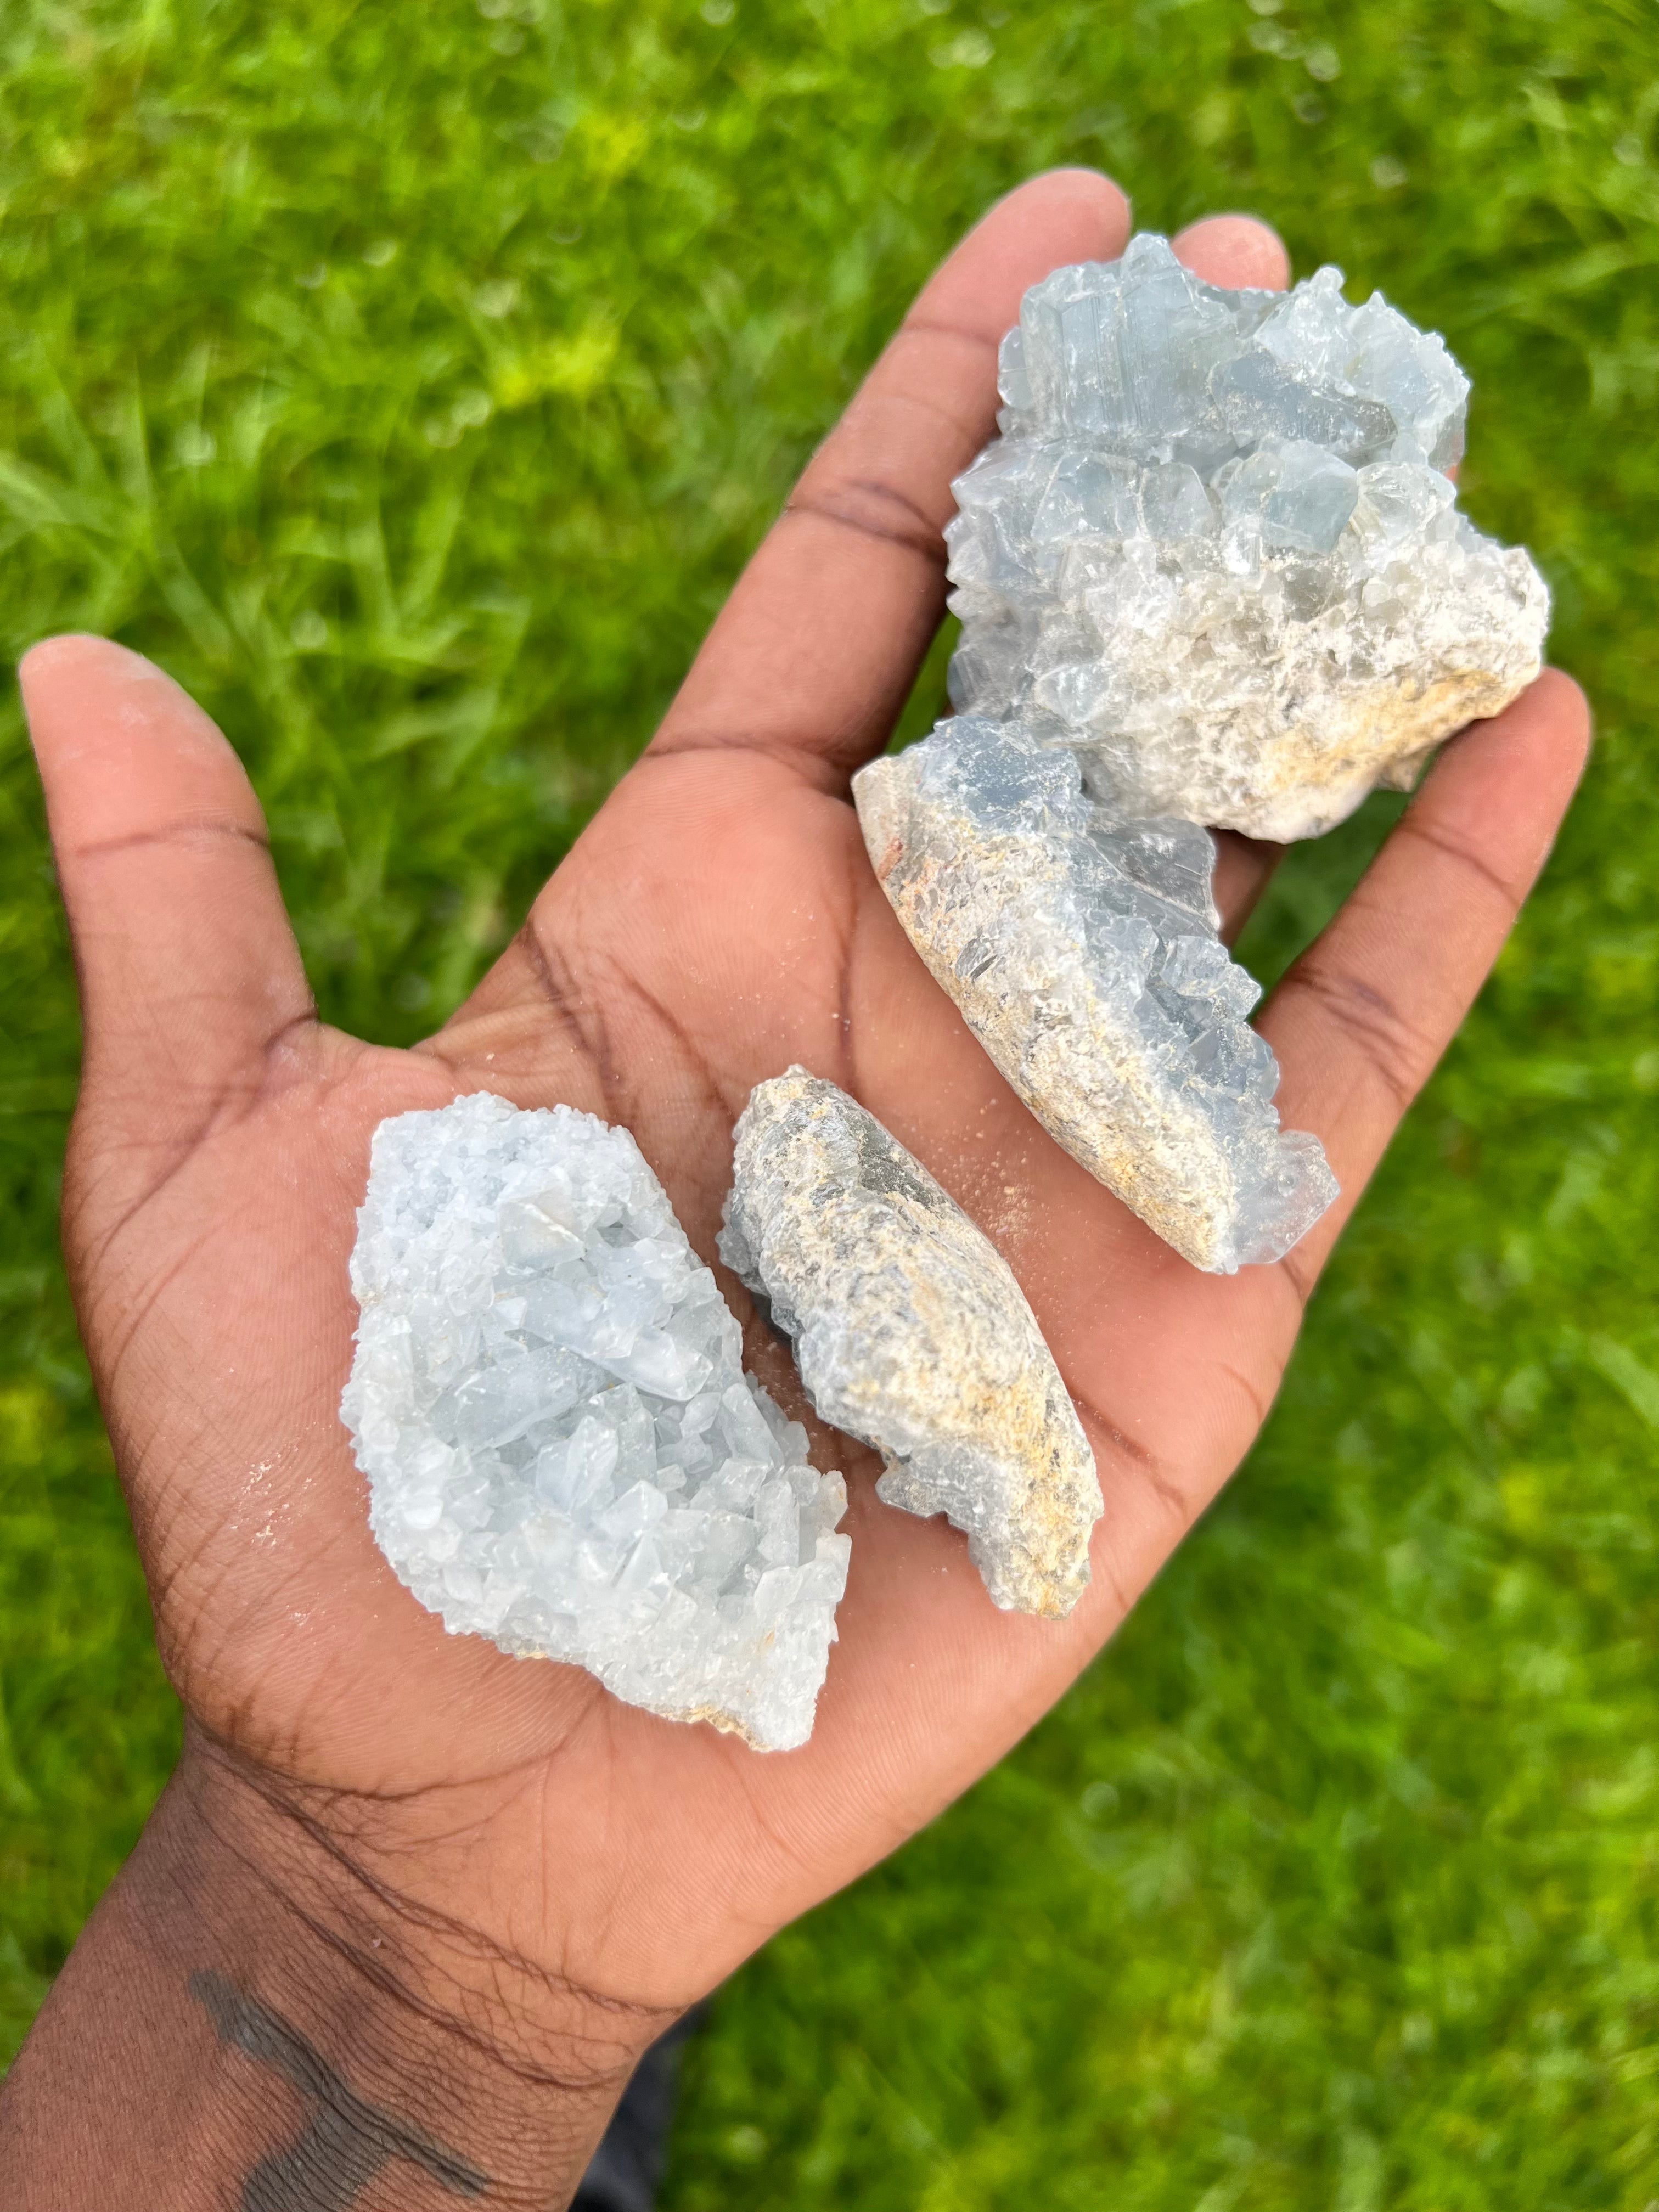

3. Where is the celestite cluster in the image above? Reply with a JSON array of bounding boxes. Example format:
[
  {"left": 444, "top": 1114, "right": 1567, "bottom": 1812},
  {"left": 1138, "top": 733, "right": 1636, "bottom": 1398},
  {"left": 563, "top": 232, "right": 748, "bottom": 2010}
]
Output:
[
  {"left": 721, "top": 1069, "right": 1101, "bottom": 1616},
  {"left": 855, "top": 719, "right": 1335, "bottom": 1273},
  {"left": 855, "top": 238, "right": 1551, "bottom": 1269},
  {"left": 341, "top": 239, "right": 1545, "bottom": 1742},
  {"left": 947, "top": 234, "right": 1548, "bottom": 840},
  {"left": 341, "top": 1092, "right": 851, "bottom": 1752}
]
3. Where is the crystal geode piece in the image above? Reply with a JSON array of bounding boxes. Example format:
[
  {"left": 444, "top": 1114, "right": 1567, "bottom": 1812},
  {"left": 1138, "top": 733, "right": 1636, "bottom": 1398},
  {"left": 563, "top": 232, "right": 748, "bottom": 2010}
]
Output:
[
  {"left": 341, "top": 1091, "right": 851, "bottom": 1752},
  {"left": 853, "top": 719, "right": 1337, "bottom": 1274},
  {"left": 947, "top": 234, "right": 1549, "bottom": 840},
  {"left": 719, "top": 1067, "right": 1101, "bottom": 1617}
]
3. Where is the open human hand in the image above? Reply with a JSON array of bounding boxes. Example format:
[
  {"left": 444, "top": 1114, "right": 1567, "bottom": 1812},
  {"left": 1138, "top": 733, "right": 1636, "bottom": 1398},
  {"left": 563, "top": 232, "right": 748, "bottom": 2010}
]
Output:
[{"left": 10, "top": 171, "right": 1588, "bottom": 2205}]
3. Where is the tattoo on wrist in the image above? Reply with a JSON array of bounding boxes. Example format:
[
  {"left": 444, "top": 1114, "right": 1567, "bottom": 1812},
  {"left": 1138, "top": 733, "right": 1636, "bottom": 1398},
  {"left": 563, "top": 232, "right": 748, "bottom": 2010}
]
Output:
[{"left": 190, "top": 1971, "right": 491, "bottom": 2209}]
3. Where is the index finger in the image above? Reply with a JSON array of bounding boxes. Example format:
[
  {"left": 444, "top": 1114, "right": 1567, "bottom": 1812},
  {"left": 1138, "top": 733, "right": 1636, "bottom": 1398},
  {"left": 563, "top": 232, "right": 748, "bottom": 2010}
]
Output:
[{"left": 649, "top": 168, "right": 1132, "bottom": 787}]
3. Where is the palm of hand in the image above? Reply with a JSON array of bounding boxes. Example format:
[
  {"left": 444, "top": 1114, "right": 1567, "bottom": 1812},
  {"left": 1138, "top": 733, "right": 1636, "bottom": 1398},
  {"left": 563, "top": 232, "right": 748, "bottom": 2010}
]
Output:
[{"left": 27, "top": 175, "right": 1586, "bottom": 2030}]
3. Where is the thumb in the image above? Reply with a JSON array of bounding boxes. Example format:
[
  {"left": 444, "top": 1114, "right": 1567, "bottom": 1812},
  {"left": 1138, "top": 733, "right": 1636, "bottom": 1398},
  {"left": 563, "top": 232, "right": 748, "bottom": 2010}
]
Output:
[{"left": 23, "top": 636, "right": 314, "bottom": 1205}]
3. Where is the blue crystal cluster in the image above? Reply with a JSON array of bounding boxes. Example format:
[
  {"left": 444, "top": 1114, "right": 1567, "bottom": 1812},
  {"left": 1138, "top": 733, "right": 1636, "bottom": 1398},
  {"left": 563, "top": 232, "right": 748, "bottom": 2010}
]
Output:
[{"left": 945, "top": 235, "right": 1545, "bottom": 841}]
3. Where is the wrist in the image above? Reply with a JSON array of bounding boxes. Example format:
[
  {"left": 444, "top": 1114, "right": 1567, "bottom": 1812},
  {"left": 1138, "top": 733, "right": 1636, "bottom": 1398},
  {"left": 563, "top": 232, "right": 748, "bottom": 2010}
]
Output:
[
  {"left": 185, "top": 1721, "right": 672, "bottom": 2074},
  {"left": 2, "top": 1727, "right": 674, "bottom": 2209}
]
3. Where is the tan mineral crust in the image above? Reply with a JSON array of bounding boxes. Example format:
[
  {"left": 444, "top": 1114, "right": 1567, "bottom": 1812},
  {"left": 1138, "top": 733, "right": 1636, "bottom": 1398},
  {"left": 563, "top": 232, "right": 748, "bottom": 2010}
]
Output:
[
  {"left": 854, "top": 720, "right": 1337, "bottom": 1274},
  {"left": 721, "top": 1069, "right": 1101, "bottom": 1618}
]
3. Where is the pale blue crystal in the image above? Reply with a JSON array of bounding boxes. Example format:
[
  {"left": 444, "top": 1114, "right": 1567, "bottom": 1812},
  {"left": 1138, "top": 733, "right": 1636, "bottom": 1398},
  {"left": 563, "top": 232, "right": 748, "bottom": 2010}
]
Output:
[
  {"left": 1141, "top": 460, "right": 1214, "bottom": 541},
  {"left": 341, "top": 1093, "right": 851, "bottom": 1750},
  {"left": 957, "top": 233, "right": 1546, "bottom": 840},
  {"left": 1220, "top": 438, "right": 1359, "bottom": 554}
]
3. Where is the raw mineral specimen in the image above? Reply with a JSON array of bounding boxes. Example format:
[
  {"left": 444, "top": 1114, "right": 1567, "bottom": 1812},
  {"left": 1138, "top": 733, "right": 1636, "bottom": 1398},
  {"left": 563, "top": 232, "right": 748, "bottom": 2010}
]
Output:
[
  {"left": 946, "top": 233, "right": 1549, "bottom": 840},
  {"left": 341, "top": 1091, "right": 851, "bottom": 1752},
  {"left": 719, "top": 1067, "right": 1101, "bottom": 1617},
  {"left": 853, "top": 718, "right": 1337, "bottom": 1273}
]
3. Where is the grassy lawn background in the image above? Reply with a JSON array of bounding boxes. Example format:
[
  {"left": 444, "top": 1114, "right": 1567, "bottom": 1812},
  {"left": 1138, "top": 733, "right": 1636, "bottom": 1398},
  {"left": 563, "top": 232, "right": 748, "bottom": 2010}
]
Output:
[{"left": 1, "top": 0, "right": 1657, "bottom": 2202}]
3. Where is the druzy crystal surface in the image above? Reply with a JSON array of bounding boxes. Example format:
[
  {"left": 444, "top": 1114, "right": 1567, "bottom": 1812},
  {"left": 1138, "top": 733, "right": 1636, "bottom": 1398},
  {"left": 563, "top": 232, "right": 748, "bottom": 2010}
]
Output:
[
  {"left": 720, "top": 1068, "right": 1100, "bottom": 1616},
  {"left": 854, "top": 719, "right": 1337, "bottom": 1274},
  {"left": 947, "top": 234, "right": 1549, "bottom": 840},
  {"left": 341, "top": 1091, "right": 851, "bottom": 1751}
]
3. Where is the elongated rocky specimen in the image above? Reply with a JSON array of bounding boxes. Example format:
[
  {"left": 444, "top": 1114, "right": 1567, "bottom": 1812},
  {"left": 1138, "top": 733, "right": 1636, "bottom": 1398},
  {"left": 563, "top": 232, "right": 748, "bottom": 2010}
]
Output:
[
  {"left": 719, "top": 1068, "right": 1100, "bottom": 1617},
  {"left": 341, "top": 1091, "right": 850, "bottom": 1751},
  {"left": 947, "top": 233, "right": 1549, "bottom": 840},
  {"left": 854, "top": 718, "right": 1337, "bottom": 1273}
]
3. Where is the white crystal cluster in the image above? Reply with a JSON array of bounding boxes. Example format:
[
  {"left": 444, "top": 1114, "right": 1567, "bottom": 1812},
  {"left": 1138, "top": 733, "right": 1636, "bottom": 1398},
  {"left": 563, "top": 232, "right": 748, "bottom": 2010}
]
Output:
[
  {"left": 722, "top": 1070, "right": 1100, "bottom": 1616},
  {"left": 854, "top": 718, "right": 1337, "bottom": 1273},
  {"left": 342, "top": 1092, "right": 850, "bottom": 1752},
  {"left": 947, "top": 234, "right": 1549, "bottom": 839}
]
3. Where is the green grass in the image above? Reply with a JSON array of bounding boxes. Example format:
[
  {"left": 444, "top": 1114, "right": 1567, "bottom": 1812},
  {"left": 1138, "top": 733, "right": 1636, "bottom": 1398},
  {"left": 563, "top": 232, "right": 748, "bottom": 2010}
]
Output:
[{"left": 1, "top": 0, "right": 1656, "bottom": 2201}]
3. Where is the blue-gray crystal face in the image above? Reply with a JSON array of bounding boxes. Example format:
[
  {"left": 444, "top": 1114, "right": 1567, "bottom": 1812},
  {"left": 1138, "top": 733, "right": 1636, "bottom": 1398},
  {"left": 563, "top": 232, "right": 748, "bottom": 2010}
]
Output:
[
  {"left": 1220, "top": 440, "right": 1359, "bottom": 555},
  {"left": 998, "top": 238, "right": 1467, "bottom": 470}
]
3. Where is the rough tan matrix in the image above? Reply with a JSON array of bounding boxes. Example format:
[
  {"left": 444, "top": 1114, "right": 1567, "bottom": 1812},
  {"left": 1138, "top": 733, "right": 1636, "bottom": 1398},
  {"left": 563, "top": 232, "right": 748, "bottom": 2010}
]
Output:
[
  {"left": 720, "top": 1069, "right": 1101, "bottom": 1618},
  {"left": 854, "top": 719, "right": 1337, "bottom": 1274}
]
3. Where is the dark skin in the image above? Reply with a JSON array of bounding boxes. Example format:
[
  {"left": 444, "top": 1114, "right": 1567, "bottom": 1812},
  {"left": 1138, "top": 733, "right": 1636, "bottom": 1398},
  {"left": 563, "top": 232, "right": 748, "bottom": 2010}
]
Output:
[{"left": 0, "top": 173, "right": 1589, "bottom": 2209}]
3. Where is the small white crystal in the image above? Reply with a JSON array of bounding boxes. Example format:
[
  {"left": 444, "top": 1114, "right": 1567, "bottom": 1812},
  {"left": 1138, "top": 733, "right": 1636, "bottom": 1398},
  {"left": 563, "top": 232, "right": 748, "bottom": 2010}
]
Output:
[
  {"left": 949, "top": 234, "right": 1549, "bottom": 841},
  {"left": 341, "top": 1092, "right": 850, "bottom": 1751},
  {"left": 720, "top": 1068, "right": 1101, "bottom": 1617},
  {"left": 854, "top": 719, "right": 1337, "bottom": 1274}
]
